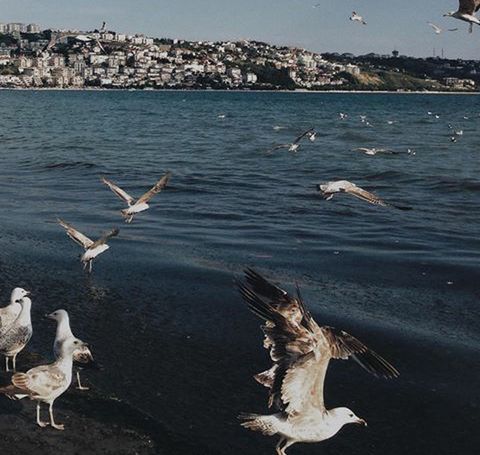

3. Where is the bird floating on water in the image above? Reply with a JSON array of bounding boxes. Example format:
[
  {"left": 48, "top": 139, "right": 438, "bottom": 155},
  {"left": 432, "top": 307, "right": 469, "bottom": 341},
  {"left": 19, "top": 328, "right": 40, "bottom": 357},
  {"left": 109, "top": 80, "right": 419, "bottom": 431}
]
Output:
[
  {"left": 0, "top": 296, "right": 32, "bottom": 372},
  {"left": 444, "top": 0, "right": 480, "bottom": 33},
  {"left": 102, "top": 171, "right": 172, "bottom": 223},
  {"left": 237, "top": 269, "right": 399, "bottom": 455},
  {"left": 350, "top": 11, "right": 367, "bottom": 25},
  {"left": 58, "top": 219, "right": 119, "bottom": 273},
  {"left": 268, "top": 128, "right": 315, "bottom": 154},
  {"left": 47, "top": 309, "right": 95, "bottom": 391},
  {"left": 0, "top": 337, "right": 88, "bottom": 430},
  {"left": 317, "top": 180, "right": 412, "bottom": 210},
  {"left": 0, "top": 288, "right": 29, "bottom": 333}
]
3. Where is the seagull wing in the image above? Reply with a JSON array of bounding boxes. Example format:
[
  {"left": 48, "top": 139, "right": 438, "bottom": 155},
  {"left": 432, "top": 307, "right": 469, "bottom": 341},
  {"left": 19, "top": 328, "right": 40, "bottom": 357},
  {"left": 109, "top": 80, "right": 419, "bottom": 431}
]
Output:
[
  {"left": 102, "top": 177, "right": 135, "bottom": 206},
  {"left": 89, "top": 228, "right": 119, "bottom": 249},
  {"left": 459, "top": 0, "right": 477, "bottom": 14},
  {"left": 293, "top": 128, "right": 315, "bottom": 144},
  {"left": 428, "top": 22, "right": 442, "bottom": 33},
  {"left": 344, "top": 185, "right": 389, "bottom": 207},
  {"left": 74, "top": 345, "right": 95, "bottom": 364},
  {"left": 57, "top": 219, "right": 94, "bottom": 249},
  {"left": 137, "top": 171, "right": 172, "bottom": 204},
  {"left": 11, "top": 365, "right": 66, "bottom": 398},
  {"left": 267, "top": 144, "right": 290, "bottom": 153}
]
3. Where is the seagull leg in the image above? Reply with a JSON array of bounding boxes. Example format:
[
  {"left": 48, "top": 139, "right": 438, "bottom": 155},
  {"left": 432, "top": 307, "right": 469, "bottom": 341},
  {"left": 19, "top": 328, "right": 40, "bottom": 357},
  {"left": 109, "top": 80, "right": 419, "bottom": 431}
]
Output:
[
  {"left": 76, "top": 371, "right": 89, "bottom": 391},
  {"left": 36, "top": 402, "right": 49, "bottom": 428},
  {"left": 12, "top": 353, "right": 17, "bottom": 372},
  {"left": 88, "top": 261, "right": 93, "bottom": 273},
  {"left": 469, "top": 23, "right": 473, "bottom": 33},
  {"left": 280, "top": 439, "right": 295, "bottom": 455},
  {"left": 276, "top": 437, "right": 286, "bottom": 455},
  {"left": 5, "top": 356, "right": 10, "bottom": 372},
  {"left": 48, "top": 402, "right": 64, "bottom": 430}
]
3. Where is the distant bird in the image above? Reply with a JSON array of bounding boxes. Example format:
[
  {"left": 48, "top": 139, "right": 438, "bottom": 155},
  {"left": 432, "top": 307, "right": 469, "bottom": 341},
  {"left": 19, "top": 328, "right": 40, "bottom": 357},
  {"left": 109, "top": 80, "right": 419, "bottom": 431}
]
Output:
[
  {"left": 428, "top": 22, "right": 459, "bottom": 33},
  {"left": 317, "top": 180, "right": 412, "bottom": 210},
  {"left": 451, "top": 136, "right": 458, "bottom": 142},
  {"left": 360, "top": 115, "right": 367, "bottom": 123},
  {"left": 237, "top": 269, "right": 398, "bottom": 455},
  {"left": 0, "top": 337, "right": 88, "bottom": 430},
  {"left": 444, "top": 0, "right": 480, "bottom": 32},
  {"left": 354, "top": 147, "right": 404, "bottom": 156},
  {"left": 268, "top": 128, "right": 315, "bottom": 154},
  {"left": 0, "top": 297, "right": 32, "bottom": 372},
  {"left": 387, "top": 120, "right": 396, "bottom": 125},
  {"left": 102, "top": 171, "right": 172, "bottom": 223},
  {"left": 350, "top": 11, "right": 367, "bottom": 25},
  {"left": 307, "top": 130, "right": 317, "bottom": 142},
  {"left": 339, "top": 112, "right": 348, "bottom": 120},
  {"left": 454, "top": 129, "right": 464, "bottom": 135},
  {"left": 57, "top": 219, "right": 119, "bottom": 272},
  {"left": 47, "top": 310, "right": 95, "bottom": 391},
  {"left": 0, "top": 288, "right": 29, "bottom": 333}
]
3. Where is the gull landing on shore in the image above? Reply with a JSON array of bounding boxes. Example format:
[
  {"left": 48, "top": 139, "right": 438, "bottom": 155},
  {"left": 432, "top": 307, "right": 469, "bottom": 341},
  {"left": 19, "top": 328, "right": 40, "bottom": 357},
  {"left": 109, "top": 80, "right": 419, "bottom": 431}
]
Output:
[
  {"left": 57, "top": 219, "right": 119, "bottom": 273},
  {"left": 317, "top": 180, "right": 412, "bottom": 210},
  {"left": 237, "top": 269, "right": 399, "bottom": 455},
  {"left": 444, "top": 0, "right": 480, "bottom": 32},
  {"left": 102, "top": 171, "right": 172, "bottom": 223}
]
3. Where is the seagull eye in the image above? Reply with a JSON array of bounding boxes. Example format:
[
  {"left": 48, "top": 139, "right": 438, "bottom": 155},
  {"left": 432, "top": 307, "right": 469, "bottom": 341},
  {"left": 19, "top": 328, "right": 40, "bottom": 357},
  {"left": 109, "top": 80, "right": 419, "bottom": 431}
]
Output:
[
  {"left": 74, "top": 341, "right": 79, "bottom": 345},
  {"left": 349, "top": 414, "right": 354, "bottom": 418}
]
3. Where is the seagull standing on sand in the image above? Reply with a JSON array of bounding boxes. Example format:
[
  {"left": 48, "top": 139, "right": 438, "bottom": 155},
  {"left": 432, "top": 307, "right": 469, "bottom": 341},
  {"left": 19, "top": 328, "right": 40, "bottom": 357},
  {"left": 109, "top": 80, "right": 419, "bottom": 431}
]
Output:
[
  {"left": 0, "top": 296, "right": 32, "bottom": 372},
  {"left": 317, "top": 180, "right": 412, "bottom": 210},
  {"left": 47, "top": 310, "right": 95, "bottom": 391},
  {"left": 0, "top": 337, "right": 88, "bottom": 430},
  {"left": 268, "top": 129, "right": 316, "bottom": 154},
  {"left": 57, "top": 219, "right": 119, "bottom": 273},
  {"left": 237, "top": 269, "right": 399, "bottom": 455},
  {"left": 350, "top": 11, "right": 367, "bottom": 25},
  {"left": 0, "top": 288, "right": 30, "bottom": 333},
  {"left": 102, "top": 171, "right": 172, "bottom": 223},
  {"left": 444, "top": 0, "right": 480, "bottom": 32}
]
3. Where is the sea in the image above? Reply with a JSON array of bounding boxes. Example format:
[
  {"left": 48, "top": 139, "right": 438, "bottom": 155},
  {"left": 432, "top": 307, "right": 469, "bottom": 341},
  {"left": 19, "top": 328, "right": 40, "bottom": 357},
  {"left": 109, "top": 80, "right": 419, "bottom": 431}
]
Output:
[{"left": 0, "top": 90, "right": 479, "bottom": 454}]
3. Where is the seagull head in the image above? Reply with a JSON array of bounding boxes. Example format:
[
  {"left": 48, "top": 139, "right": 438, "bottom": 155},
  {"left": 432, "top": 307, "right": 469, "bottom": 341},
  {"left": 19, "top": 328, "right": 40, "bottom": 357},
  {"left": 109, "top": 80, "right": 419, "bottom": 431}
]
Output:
[
  {"left": 46, "top": 309, "right": 68, "bottom": 322},
  {"left": 11, "top": 287, "right": 30, "bottom": 303},
  {"left": 332, "top": 407, "right": 367, "bottom": 427}
]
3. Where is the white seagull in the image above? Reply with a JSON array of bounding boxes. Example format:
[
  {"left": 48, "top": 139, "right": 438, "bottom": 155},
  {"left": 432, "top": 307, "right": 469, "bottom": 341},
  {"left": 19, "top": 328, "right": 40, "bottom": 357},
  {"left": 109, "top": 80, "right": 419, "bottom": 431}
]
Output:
[
  {"left": 237, "top": 269, "right": 399, "bottom": 455},
  {"left": 0, "top": 288, "right": 30, "bottom": 333},
  {"left": 350, "top": 11, "right": 367, "bottom": 25},
  {"left": 268, "top": 129, "right": 316, "bottom": 154},
  {"left": 317, "top": 180, "right": 412, "bottom": 210},
  {"left": 0, "top": 296, "right": 32, "bottom": 372},
  {"left": 0, "top": 337, "right": 88, "bottom": 430},
  {"left": 102, "top": 171, "right": 172, "bottom": 223},
  {"left": 354, "top": 147, "right": 412, "bottom": 156},
  {"left": 58, "top": 219, "right": 119, "bottom": 273},
  {"left": 47, "top": 309, "right": 95, "bottom": 391},
  {"left": 428, "top": 22, "right": 459, "bottom": 33},
  {"left": 444, "top": 0, "right": 480, "bottom": 32}
]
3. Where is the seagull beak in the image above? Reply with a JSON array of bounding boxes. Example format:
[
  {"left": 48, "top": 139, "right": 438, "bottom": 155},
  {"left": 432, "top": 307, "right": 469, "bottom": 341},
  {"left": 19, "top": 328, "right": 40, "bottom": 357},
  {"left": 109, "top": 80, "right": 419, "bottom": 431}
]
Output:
[
  {"left": 356, "top": 418, "right": 368, "bottom": 427},
  {"left": 45, "top": 313, "right": 54, "bottom": 320}
]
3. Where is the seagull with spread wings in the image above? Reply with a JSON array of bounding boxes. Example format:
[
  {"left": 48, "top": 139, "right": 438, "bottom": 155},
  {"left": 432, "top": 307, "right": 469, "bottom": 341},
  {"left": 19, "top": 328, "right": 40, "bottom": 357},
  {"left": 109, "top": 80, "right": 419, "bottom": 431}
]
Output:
[
  {"left": 102, "top": 171, "right": 172, "bottom": 223},
  {"left": 57, "top": 219, "right": 119, "bottom": 273},
  {"left": 350, "top": 11, "right": 367, "bottom": 25},
  {"left": 267, "top": 129, "right": 316, "bottom": 154},
  {"left": 317, "top": 180, "right": 412, "bottom": 210},
  {"left": 444, "top": 0, "right": 480, "bottom": 32},
  {"left": 237, "top": 269, "right": 399, "bottom": 455}
]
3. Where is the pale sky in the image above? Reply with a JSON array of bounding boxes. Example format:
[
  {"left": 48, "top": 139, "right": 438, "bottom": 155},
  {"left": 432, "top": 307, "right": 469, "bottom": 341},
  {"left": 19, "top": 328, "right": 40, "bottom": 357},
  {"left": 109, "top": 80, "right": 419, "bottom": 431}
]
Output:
[{"left": 1, "top": 0, "right": 479, "bottom": 60}]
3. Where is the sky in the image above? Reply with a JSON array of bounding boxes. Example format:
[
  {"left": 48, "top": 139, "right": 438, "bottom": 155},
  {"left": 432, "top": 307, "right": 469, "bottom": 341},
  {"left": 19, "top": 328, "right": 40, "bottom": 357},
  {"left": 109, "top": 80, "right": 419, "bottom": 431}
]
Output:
[{"left": 1, "top": 0, "right": 479, "bottom": 60}]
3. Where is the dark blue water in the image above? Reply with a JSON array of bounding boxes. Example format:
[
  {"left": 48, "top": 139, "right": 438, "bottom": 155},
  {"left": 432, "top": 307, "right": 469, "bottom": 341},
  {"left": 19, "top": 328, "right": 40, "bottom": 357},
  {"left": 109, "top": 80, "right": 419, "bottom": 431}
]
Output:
[{"left": 0, "top": 90, "right": 479, "bottom": 454}]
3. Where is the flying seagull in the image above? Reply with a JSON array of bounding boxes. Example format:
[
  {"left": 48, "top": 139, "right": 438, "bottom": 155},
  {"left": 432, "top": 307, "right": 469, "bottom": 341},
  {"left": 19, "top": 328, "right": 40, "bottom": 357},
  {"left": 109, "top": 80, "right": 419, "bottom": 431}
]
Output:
[
  {"left": 350, "top": 11, "right": 367, "bottom": 25},
  {"left": 237, "top": 269, "right": 399, "bottom": 455},
  {"left": 317, "top": 180, "right": 412, "bottom": 210},
  {"left": 0, "top": 288, "right": 29, "bottom": 332},
  {"left": 444, "top": 0, "right": 480, "bottom": 32},
  {"left": 354, "top": 147, "right": 410, "bottom": 156},
  {"left": 102, "top": 171, "right": 172, "bottom": 223},
  {"left": 47, "top": 310, "right": 95, "bottom": 391},
  {"left": 57, "top": 219, "right": 119, "bottom": 273},
  {"left": 428, "top": 22, "right": 459, "bottom": 33},
  {"left": 268, "top": 128, "right": 315, "bottom": 154},
  {"left": 0, "top": 296, "right": 32, "bottom": 372},
  {"left": 0, "top": 337, "right": 88, "bottom": 430}
]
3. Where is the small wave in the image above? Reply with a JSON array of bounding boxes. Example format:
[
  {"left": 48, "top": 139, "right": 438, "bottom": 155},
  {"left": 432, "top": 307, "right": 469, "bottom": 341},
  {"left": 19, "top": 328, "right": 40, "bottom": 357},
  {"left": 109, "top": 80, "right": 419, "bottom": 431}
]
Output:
[{"left": 44, "top": 161, "right": 97, "bottom": 170}]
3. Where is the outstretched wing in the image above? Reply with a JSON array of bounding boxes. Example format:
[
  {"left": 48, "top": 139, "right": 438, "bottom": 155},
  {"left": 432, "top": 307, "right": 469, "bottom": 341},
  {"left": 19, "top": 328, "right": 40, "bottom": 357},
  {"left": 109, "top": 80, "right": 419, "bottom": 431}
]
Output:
[
  {"left": 293, "top": 128, "right": 315, "bottom": 144},
  {"left": 57, "top": 219, "right": 94, "bottom": 249},
  {"left": 137, "top": 171, "right": 172, "bottom": 204},
  {"left": 345, "top": 185, "right": 389, "bottom": 207},
  {"left": 101, "top": 177, "right": 135, "bottom": 206},
  {"left": 90, "top": 228, "right": 119, "bottom": 249},
  {"left": 267, "top": 144, "right": 290, "bottom": 154}
]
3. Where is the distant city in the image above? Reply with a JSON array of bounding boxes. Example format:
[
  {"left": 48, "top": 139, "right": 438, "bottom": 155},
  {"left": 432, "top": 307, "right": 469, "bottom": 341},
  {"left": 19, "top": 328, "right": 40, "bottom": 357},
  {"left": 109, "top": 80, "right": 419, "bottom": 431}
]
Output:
[{"left": 0, "top": 22, "right": 478, "bottom": 91}]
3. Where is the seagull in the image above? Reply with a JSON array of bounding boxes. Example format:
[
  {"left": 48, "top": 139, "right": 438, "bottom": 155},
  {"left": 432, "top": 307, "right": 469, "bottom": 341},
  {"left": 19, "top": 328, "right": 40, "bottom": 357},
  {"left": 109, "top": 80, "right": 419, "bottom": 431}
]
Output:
[
  {"left": 0, "top": 337, "right": 88, "bottom": 430},
  {"left": 317, "top": 180, "right": 412, "bottom": 210},
  {"left": 444, "top": 0, "right": 480, "bottom": 32},
  {"left": 268, "top": 129, "right": 315, "bottom": 154},
  {"left": 350, "top": 11, "right": 367, "bottom": 25},
  {"left": 454, "top": 129, "right": 464, "bottom": 135},
  {"left": 237, "top": 269, "right": 399, "bottom": 455},
  {"left": 354, "top": 147, "right": 405, "bottom": 156},
  {"left": 0, "top": 296, "right": 32, "bottom": 372},
  {"left": 47, "top": 310, "right": 95, "bottom": 391},
  {"left": 57, "top": 219, "right": 119, "bottom": 273},
  {"left": 428, "top": 22, "right": 443, "bottom": 33},
  {"left": 0, "top": 288, "right": 30, "bottom": 333},
  {"left": 360, "top": 115, "right": 367, "bottom": 123},
  {"left": 102, "top": 171, "right": 172, "bottom": 223},
  {"left": 339, "top": 113, "right": 348, "bottom": 120}
]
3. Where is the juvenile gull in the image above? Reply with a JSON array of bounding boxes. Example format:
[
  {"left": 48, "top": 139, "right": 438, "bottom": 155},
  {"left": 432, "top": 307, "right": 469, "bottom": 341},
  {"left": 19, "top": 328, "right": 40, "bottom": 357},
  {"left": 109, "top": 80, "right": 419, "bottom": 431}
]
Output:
[
  {"left": 0, "top": 296, "right": 32, "bottom": 372},
  {"left": 444, "top": 0, "right": 480, "bottom": 32},
  {"left": 268, "top": 128, "right": 315, "bottom": 154},
  {"left": 58, "top": 219, "right": 119, "bottom": 273},
  {"left": 47, "top": 309, "right": 95, "bottom": 391},
  {"left": 237, "top": 269, "right": 399, "bottom": 455},
  {"left": 102, "top": 171, "right": 172, "bottom": 223},
  {"left": 0, "top": 288, "right": 29, "bottom": 333},
  {"left": 317, "top": 180, "right": 412, "bottom": 210},
  {"left": 0, "top": 337, "right": 88, "bottom": 430}
]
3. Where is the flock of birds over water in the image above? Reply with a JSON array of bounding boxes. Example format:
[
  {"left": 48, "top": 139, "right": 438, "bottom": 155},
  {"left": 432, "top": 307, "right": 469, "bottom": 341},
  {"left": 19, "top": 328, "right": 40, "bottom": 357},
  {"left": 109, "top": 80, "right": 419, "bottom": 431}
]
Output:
[{"left": 0, "top": 1, "right": 478, "bottom": 453}]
